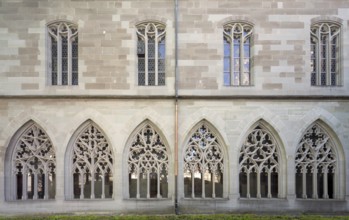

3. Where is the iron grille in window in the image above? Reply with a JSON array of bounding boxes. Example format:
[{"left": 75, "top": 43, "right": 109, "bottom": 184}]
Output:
[
  {"left": 310, "top": 22, "right": 340, "bottom": 86},
  {"left": 223, "top": 22, "right": 253, "bottom": 86},
  {"left": 48, "top": 21, "right": 78, "bottom": 86},
  {"left": 136, "top": 22, "right": 166, "bottom": 86}
]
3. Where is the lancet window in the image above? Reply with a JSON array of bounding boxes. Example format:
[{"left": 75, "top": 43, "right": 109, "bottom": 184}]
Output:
[
  {"left": 310, "top": 22, "right": 341, "bottom": 86},
  {"left": 223, "top": 22, "right": 253, "bottom": 86},
  {"left": 47, "top": 21, "right": 78, "bottom": 85},
  {"left": 295, "top": 124, "right": 337, "bottom": 199},
  {"left": 183, "top": 124, "right": 224, "bottom": 198},
  {"left": 239, "top": 125, "right": 279, "bottom": 198},
  {"left": 136, "top": 22, "right": 166, "bottom": 86},
  {"left": 71, "top": 124, "right": 113, "bottom": 199},
  {"left": 11, "top": 123, "right": 56, "bottom": 200},
  {"left": 127, "top": 124, "right": 169, "bottom": 199}
]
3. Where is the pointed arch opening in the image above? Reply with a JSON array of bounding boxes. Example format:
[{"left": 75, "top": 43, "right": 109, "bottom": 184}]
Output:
[
  {"left": 295, "top": 121, "right": 344, "bottom": 199},
  {"left": 238, "top": 120, "right": 285, "bottom": 199},
  {"left": 65, "top": 120, "right": 114, "bottom": 200},
  {"left": 183, "top": 120, "right": 228, "bottom": 199},
  {"left": 5, "top": 121, "right": 56, "bottom": 201},
  {"left": 124, "top": 120, "right": 170, "bottom": 199}
]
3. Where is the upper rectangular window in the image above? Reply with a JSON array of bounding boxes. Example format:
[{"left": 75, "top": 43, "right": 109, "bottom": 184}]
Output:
[
  {"left": 310, "top": 22, "right": 341, "bottom": 86},
  {"left": 47, "top": 21, "right": 78, "bottom": 86},
  {"left": 136, "top": 22, "right": 166, "bottom": 86},
  {"left": 223, "top": 22, "right": 253, "bottom": 86}
]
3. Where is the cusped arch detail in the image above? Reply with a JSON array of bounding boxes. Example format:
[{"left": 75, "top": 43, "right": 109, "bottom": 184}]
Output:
[
  {"left": 181, "top": 119, "right": 229, "bottom": 199},
  {"left": 122, "top": 119, "right": 172, "bottom": 199},
  {"left": 4, "top": 120, "right": 56, "bottom": 201},
  {"left": 64, "top": 119, "right": 114, "bottom": 200},
  {"left": 294, "top": 119, "right": 345, "bottom": 199},
  {"left": 238, "top": 119, "right": 287, "bottom": 199}
]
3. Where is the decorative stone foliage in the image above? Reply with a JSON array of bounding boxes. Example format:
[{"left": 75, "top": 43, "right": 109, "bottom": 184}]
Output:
[
  {"left": 310, "top": 22, "right": 341, "bottom": 86},
  {"left": 295, "top": 123, "right": 337, "bottom": 199},
  {"left": 127, "top": 123, "right": 169, "bottom": 198},
  {"left": 239, "top": 125, "right": 279, "bottom": 198},
  {"left": 11, "top": 123, "right": 56, "bottom": 200},
  {"left": 47, "top": 21, "right": 78, "bottom": 86},
  {"left": 183, "top": 123, "right": 224, "bottom": 198},
  {"left": 136, "top": 22, "right": 166, "bottom": 86},
  {"left": 223, "top": 22, "right": 253, "bottom": 86},
  {"left": 71, "top": 123, "right": 113, "bottom": 199}
]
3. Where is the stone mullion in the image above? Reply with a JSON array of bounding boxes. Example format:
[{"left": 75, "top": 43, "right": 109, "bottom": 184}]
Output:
[
  {"left": 136, "top": 170, "right": 140, "bottom": 199},
  {"left": 146, "top": 171, "right": 150, "bottom": 199},
  {"left": 191, "top": 171, "right": 195, "bottom": 198},
  {"left": 101, "top": 172, "right": 105, "bottom": 199},
  {"left": 316, "top": 32, "right": 321, "bottom": 85},
  {"left": 201, "top": 170, "right": 205, "bottom": 198},
  {"left": 145, "top": 33, "right": 149, "bottom": 86},
  {"left": 326, "top": 32, "right": 331, "bottom": 85},
  {"left": 90, "top": 152, "right": 95, "bottom": 199},
  {"left": 157, "top": 167, "right": 161, "bottom": 198},
  {"left": 33, "top": 172, "right": 38, "bottom": 199},
  {"left": 323, "top": 168, "right": 329, "bottom": 199},
  {"left": 246, "top": 170, "right": 250, "bottom": 198},
  {"left": 312, "top": 165, "right": 318, "bottom": 199},
  {"left": 44, "top": 170, "right": 49, "bottom": 199},
  {"left": 267, "top": 170, "right": 271, "bottom": 198},
  {"left": 212, "top": 172, "right": 216, "bottom": 199},
  {"left": 57, "top": 28, "right": 62, "bottom": 85},
  {"left": 80, "top": 173, "right": 84, "bottom": 199},
  {"left": 155, "top": 30, "right": 159, "bottom": 86},
  {"left": 22, "top": 167, "right": 28, "bottom": 200},
  {"left": 67, "top": 29, "right": 72, "bottom": 85},
  {"left": 302, "top": 167, "right": 307, "bottom": 199}
]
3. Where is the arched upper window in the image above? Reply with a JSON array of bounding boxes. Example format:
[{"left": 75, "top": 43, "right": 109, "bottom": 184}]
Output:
[
  {"left": 136, "top": 22, "right": 166, "bottom": 86},
  {"left": 295, "top": 123, "right": 338, "bottom": 199},
  {"left": 223, "top": 22, "right": 253, "bottom": 86},
  {"left": 310, "top": 21, "right": 341, "bottom": 86},
  {"left": 66, "top": 121, "right": 113, "bottom": 199},
  {"left": 6, "top": 122, "right": 56, "bottom": 200},
  {"left": 127, "top": 123, "right": 169, "bottom": 199},
  {"left": 183, "top": 122, "right": 225, "bottom": 199},
  {"left": 239, "top": 125, "right": 280, "bottom": 198},
  {"left": 47, "top": 21, "right": 78, "bottom": 86}
]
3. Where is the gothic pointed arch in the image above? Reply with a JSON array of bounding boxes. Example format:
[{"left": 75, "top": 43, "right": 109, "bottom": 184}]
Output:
[
  {"left": 65, "top": 120, "right": 114, "bottom": 199},
  {"left": 5, "top": 120, "right": 56, "bottom": 201},
  {"left": 183, "top": 120, "right": 228, "bottom": 199},
  {"left": 238, "top": 120, "right": 286, "bottom": 199},
  {"left": 124, "top": 120, "right": 170, "bottom": 199},
  {"left": 295, "top": 120, "right": 344, "bottom": 199}
]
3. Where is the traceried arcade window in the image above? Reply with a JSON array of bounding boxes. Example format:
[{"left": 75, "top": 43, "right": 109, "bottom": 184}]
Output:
[
  {"left": 12, "top": 123, "right": 56, "bottom": 200},
  {"left": 71, "top": 124, "right": 113, "bottom": 199},
  {"left": 48, "top": 21, "right": 78, "bottom": 86},
  {"left": 239, "top": 125, "right": 279, "bottom": 198},
  {"left": 136, "top": 22, "right": 166, "bottom": 86},
  {"left": 310, "top": 22, "right": 341, "bottom": 86},
  {"left": 295, "top": 124, "right": 337, "bottom": 199},
  {"left": 128, "top": 124, "right": 169, "bottom": 199},
  {"left": 184, "top": 124, "right": 224, "bottom": 198},
  {"left": 223, "top": 22, "right": 253, "bottom": 86}
]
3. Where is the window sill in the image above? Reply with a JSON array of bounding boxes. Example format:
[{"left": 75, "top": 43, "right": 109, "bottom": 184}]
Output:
[
  {"left": 6, "top": 199, "right": 56, "bottom": 203},
  {"left": 182, "top": 197, "right": 229, "bottom": 201},
  {"left": 65, "top": 198, "right": 114, "bottom": 201},
  {"left": 238, "top": 197, "right": 286, "bottom": 201},
  {"left": 295, "top": 198, "right": 345, "bottom": 202},
  {"left": 124, "top": 198, "right": 171, "bottom": 201}
]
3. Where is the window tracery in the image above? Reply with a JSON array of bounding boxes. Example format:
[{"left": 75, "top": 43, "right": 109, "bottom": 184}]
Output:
[
  {"left": 239, "top": 125, "right": 279, "bottom": 198},
  {"left": 71, "top": 124, "right": 113, "bottom": 199},
  {"left": 127, "top": 124, "right": 169, "bottom": 199},
  {"left": 12, "top": 123, "right": 56, "bottom": 200},
  {"left": 295, "top": 124, "right": 337, "bottom": 199},
  {"left": 183, "top": 124, "right": 224, "bottom": 198},
  {"left": 223, "top": 22, "right": 253, "bottom": 86},
  {"left": 310, "top": 22, "right": 341, "bottom": 86},
  {"left": 47, "top": 21, "right": 78, "bottom": 86},
  {"left": 136, "top": 22, "right": 166, "bottom": 86}
]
